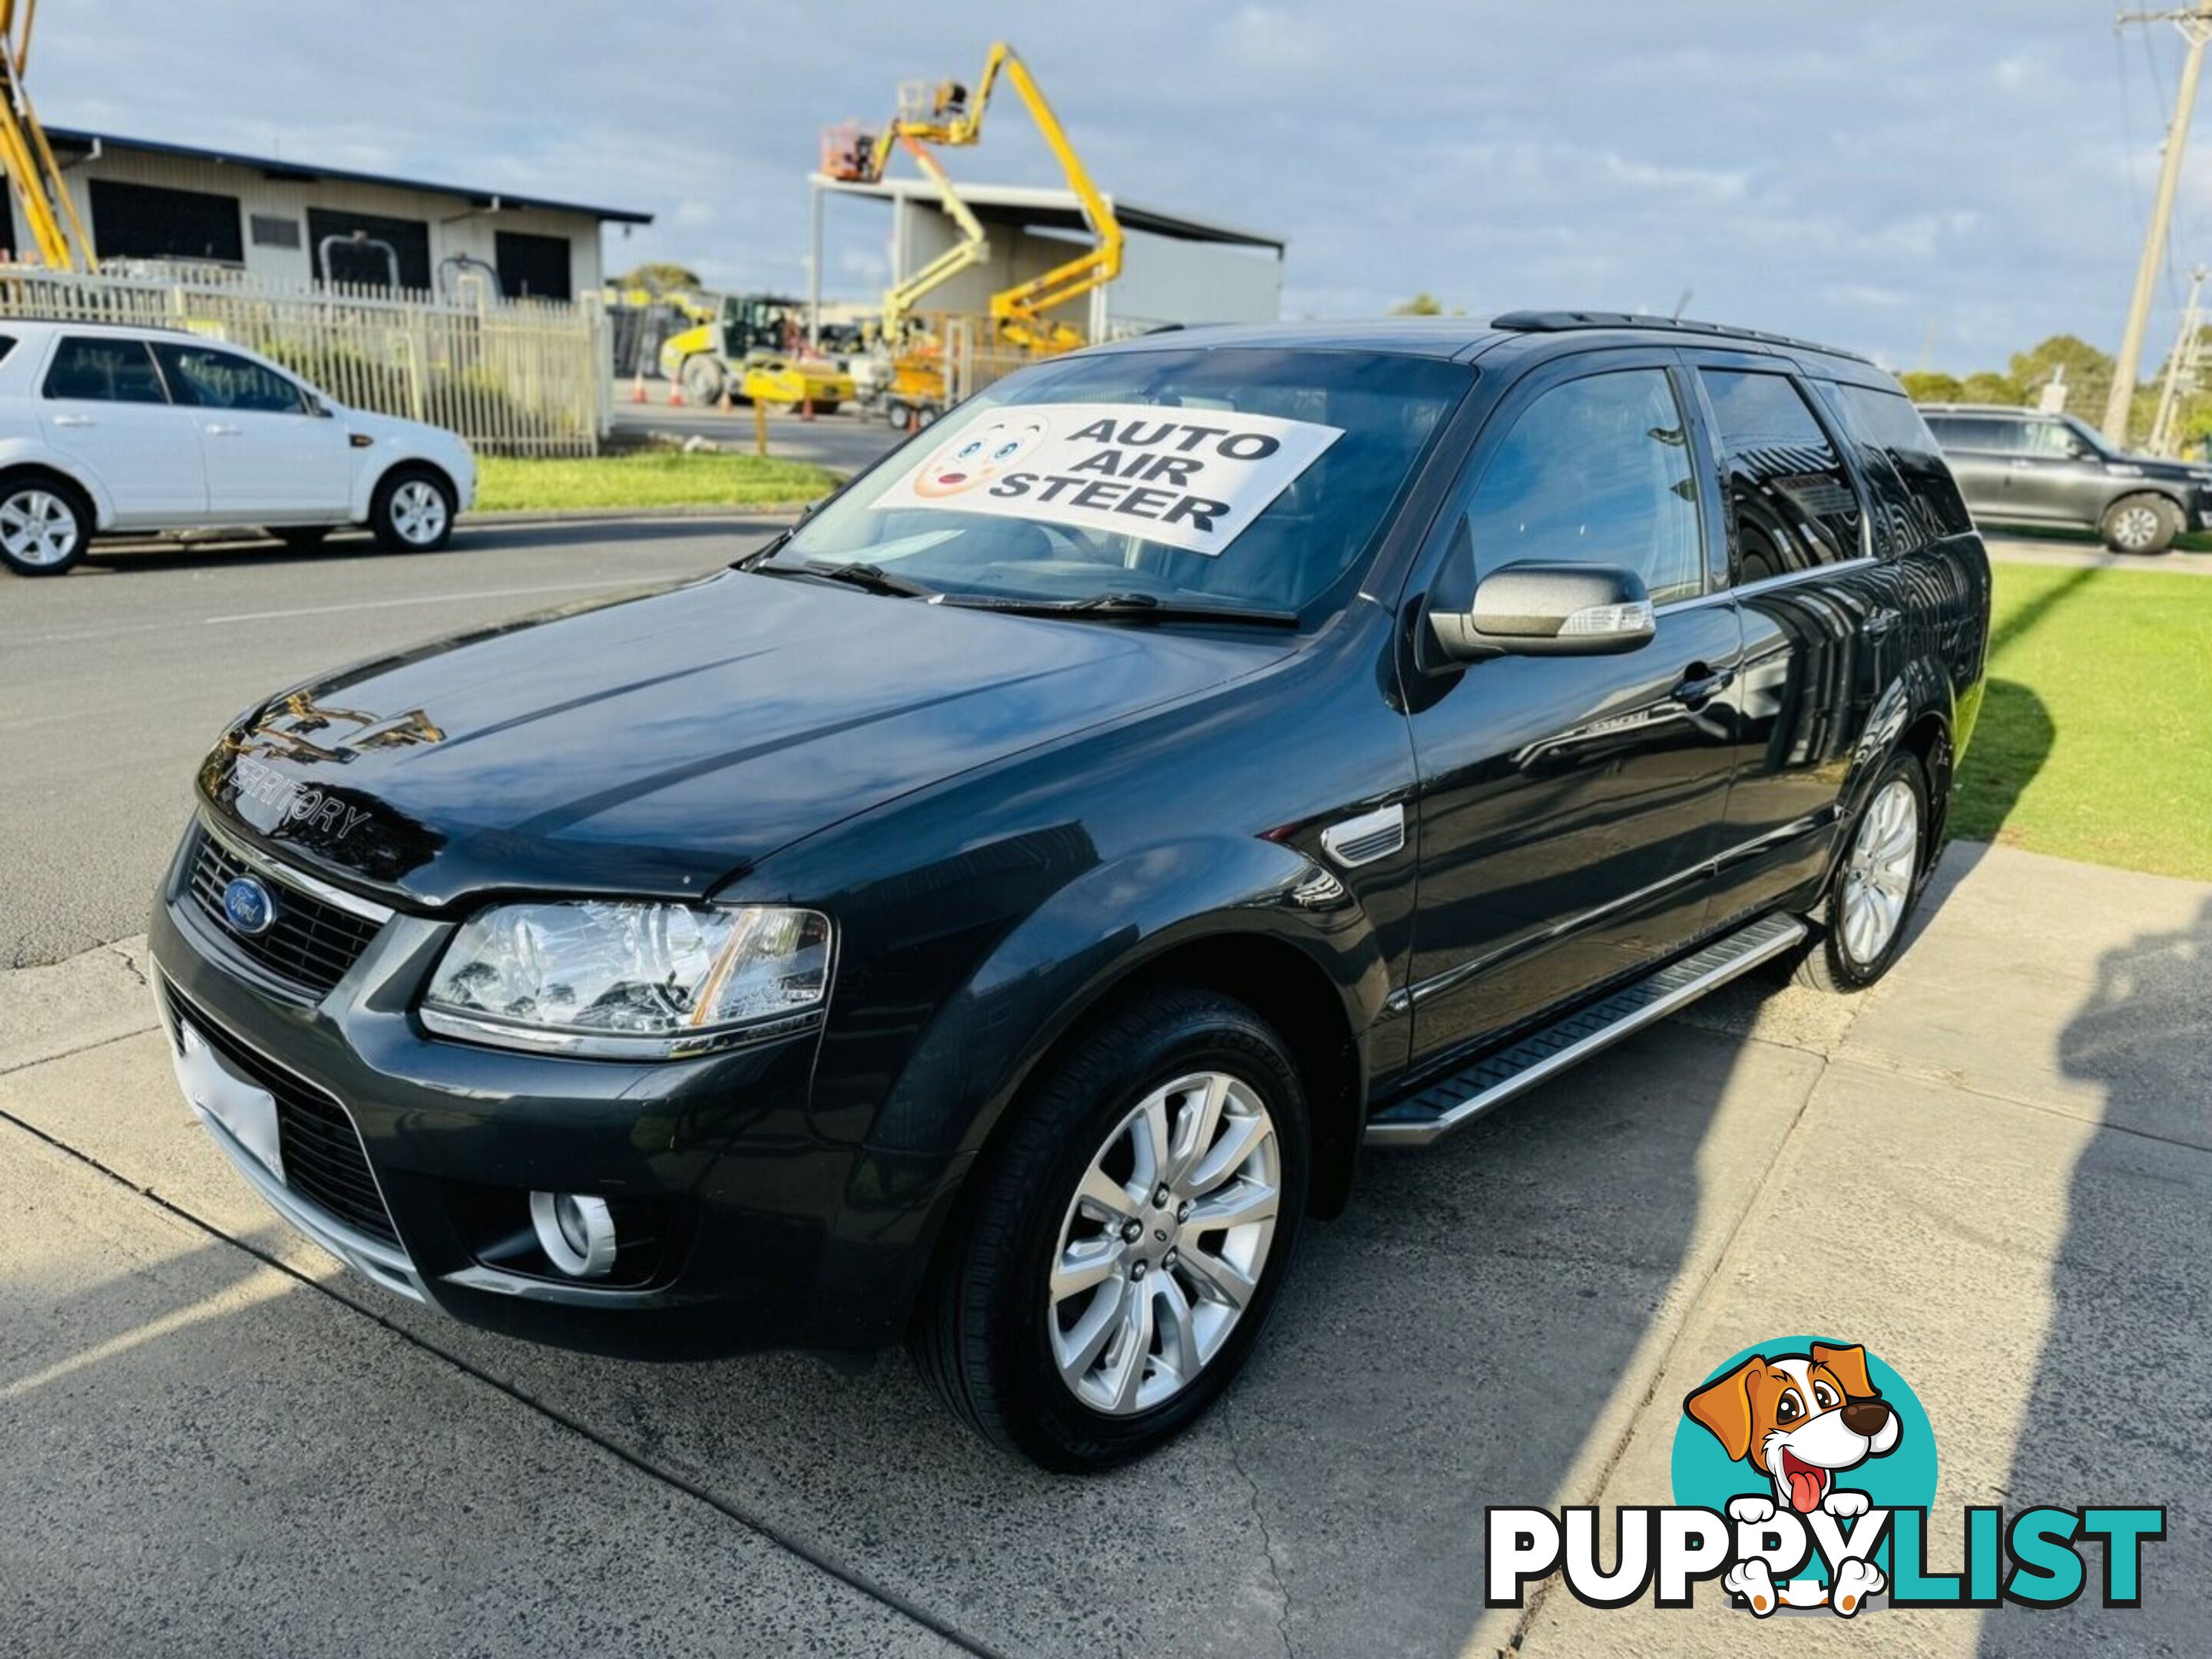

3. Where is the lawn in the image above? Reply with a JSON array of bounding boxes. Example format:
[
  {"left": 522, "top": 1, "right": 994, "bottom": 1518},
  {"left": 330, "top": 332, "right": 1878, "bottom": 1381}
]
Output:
[
  {"left": 476, "top": 452, "right": 844, "bottom": 514},
  {"left": 1952, "top": 561, "right": 2212, "bottom": 879}
]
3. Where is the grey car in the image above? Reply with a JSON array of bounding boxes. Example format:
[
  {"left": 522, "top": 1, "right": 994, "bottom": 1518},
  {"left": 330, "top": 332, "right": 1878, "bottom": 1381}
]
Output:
[{"left": 1922, "top": 402, "right": 2212, "bottom": 555}]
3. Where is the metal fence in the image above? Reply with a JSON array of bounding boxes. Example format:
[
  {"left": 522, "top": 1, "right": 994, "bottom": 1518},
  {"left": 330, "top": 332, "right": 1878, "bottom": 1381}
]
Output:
[{"left": 0, "top": 264, "right": 610, "bottom": 455}]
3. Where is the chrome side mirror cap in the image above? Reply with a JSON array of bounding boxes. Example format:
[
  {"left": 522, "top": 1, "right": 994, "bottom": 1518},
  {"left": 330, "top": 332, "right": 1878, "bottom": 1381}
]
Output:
[{"left": 1429, "top": 562, "right": 1655, "bottom": 661}]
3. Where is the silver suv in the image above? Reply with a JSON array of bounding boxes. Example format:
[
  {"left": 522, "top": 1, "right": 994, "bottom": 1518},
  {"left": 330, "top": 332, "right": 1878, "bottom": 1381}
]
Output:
[{"left": 1922, "top": 402, "right": 2212, "bottom": 555}]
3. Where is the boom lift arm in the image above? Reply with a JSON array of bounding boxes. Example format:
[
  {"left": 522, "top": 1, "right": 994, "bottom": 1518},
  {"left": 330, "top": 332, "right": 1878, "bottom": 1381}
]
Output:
[
  {"left": 877, "top": 134, "right": 988, "bottom": 346},
  {"left": 0, "top": 0, "right": 93, "bottom": 270},
  {"left": 853, "top": 41, "right": 1123, "bottom": 353}
]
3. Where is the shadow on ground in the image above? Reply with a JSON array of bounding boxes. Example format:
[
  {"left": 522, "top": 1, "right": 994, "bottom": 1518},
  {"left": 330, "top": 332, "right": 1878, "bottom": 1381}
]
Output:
[{"left": 1978, "top": 895, "right": 2210, "bottom": 1652}]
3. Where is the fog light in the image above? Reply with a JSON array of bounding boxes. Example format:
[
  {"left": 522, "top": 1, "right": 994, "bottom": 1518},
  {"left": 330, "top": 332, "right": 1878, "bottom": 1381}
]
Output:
[{"left": 529, "top": 1190, "right": 617, "bottom": 1279}]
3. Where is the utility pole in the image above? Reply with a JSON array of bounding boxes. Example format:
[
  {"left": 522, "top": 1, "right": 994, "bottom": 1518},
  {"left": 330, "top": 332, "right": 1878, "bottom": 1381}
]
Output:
[
  {"left": 2151, "top": 262, "right": 2209, "bottom": 453},
  {"left": 2106, "top": 4, "right": 2212, "bottom": 445}
]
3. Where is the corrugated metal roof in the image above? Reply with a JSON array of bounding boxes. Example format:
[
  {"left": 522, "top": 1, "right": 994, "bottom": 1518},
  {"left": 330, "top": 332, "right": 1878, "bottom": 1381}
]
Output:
[
  {"left": 811, "top": 174, "right": 1283, "bottom": 252},
  {"left": 45, "top": 127, "right": 654, "bottom": 225}
]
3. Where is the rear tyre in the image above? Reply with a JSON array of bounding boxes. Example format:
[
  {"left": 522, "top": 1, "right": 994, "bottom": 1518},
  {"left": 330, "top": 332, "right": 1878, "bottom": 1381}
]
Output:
[
  {"left": 2100, "top": 492, "right": 2181, "bottom": 555},
  {"left": 370, "top": 467, "right": 455, "bottom": 552},
  {"left": 0, "top": 475, "right": 91, "bottom": 576},
  {"left": 1796, "top": 753, "right": 1929, "bottom": 994},
  {"left": 812, "top": 400, "right": 841, "bottom": 416},
  {"left": 913, "top": 986, "right": 1309, "bottom": 1471},
  {"left": 270, "top": 525, "right": 332, "bottom": 552}
]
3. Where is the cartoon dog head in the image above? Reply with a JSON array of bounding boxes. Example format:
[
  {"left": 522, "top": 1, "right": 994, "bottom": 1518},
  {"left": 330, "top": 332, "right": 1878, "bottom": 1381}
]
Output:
[
  {"left": 910, "top": 414, "right": 1050, "bottom": 498},
  {"left": 1684, "top": 1343, "right": 1901, "bottom": 1514}
]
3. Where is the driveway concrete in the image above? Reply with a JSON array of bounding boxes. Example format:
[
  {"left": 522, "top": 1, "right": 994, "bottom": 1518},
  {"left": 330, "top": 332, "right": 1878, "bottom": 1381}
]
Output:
[{"left": 2, "top": 842, "right": 2201, "bottom": 1656}]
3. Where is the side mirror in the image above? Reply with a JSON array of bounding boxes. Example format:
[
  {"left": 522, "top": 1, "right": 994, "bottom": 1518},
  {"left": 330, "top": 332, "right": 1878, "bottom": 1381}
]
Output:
[{"left": 1429, "top": 562, "right": 1655, "bottom": 661}]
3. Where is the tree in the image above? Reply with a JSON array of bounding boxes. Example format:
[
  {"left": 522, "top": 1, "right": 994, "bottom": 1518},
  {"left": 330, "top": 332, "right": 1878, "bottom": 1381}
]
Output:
[
  {"left": 1390, "top": 292, "right": 1445, "bottom": 316},
  {"left": 1896, "top": 371, "right": 1963, "bottom": 403},
  {"left": 2008, "top": 335, "right": 2113, "bottom": 419},
  {"left": 617, "top": 262, "right": 702, "bottom": 296},
  {"left": 1959, "top": 370, "right": 2028, "bottom": 406}
]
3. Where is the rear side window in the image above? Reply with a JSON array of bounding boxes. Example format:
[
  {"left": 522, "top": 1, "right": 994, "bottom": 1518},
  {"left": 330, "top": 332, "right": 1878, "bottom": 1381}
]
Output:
[
  {"left": 45, "top": 336, "right": 168, "bottom": 404},
  {"left": 1824, "top": 383, "right": 1973, "bottom": 553},
  {"left": 1931, "top": 415, "right": 2017, "bottom": 452},
  {"left": 1698, "top": 367, "right": 1862, "bottom": 581},
  {"left": 0, "top": 335, "right": 15, "bottom": 365}
]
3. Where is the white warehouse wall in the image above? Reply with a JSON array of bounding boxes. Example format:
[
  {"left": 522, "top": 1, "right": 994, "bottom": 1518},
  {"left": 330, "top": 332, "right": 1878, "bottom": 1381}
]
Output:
[{"left": 1101, "top": 227, "right": 1282, "bottom": 333}]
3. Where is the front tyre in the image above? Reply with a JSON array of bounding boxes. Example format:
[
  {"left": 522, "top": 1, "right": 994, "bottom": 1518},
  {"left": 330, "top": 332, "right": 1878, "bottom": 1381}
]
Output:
[
  {"left": 0, "top": 476, "right": 90, "bottom": 575},
  {"left": 915, "top": 987, "right": 1309, "bottom": 1471},
  {"left": 2100, "top": 492, "right": 2181, "bottom": 555},
  {"left": 370, "top": 467, "right": 455, "bottom": 552},
  {"left": 1797, "top": 753, "right": 1929, "bottom": 993}
]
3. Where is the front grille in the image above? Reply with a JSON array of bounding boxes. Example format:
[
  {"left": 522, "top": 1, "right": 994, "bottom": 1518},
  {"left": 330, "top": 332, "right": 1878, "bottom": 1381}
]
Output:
[
  {"left": 166, "top": 980, "right": 401, "bottom": 1250},
  {"left": 186, "top": 826, "right": 383, "bottom": 996}
]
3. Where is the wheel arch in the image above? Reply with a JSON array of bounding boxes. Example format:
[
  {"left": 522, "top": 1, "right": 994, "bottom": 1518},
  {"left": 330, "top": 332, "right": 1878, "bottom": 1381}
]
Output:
[
  {"left": 842, "top": 837, "right": 1389, "bottom": 1346},
  {"left": 0, "top": 452, "right": 111, "bottom": 528},
  {"left": 359, "top": 455, "right": 458, "bottom": 526}
]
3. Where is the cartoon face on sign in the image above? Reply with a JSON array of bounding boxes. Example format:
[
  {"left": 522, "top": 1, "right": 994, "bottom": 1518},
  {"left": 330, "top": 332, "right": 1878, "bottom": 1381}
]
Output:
[{"left": 912, "top": 416, "right": 1050, "bottom": 498}]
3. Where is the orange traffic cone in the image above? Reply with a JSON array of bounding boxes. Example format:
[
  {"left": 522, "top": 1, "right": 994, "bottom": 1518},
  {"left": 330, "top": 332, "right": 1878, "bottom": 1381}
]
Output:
[
  {"left": 629, "top": 371, "right": 647, "bottom": 404},
  {"left": 717, "top": 385, "right": 734, "bottom": 412},
  {"left": 800, "top": 393, "right": 816, "bottom": 422},
  {"left": 906, "top": 404, "right": 922, "bottom": 433}
]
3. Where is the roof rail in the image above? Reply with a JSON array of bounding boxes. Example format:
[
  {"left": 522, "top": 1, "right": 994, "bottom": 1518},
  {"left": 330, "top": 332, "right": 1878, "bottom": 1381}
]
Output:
[
  {"left": 1488, "top": 309, "right": 1870, "bottom": 365},
  {"left": 0, "top": 313, "right": 192, "bottom": 333}
]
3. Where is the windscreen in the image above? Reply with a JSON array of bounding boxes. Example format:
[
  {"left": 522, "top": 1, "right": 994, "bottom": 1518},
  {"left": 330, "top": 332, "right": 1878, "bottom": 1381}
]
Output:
[{"left": 770, "top": 347, "right": 1469, "bottom": 614}]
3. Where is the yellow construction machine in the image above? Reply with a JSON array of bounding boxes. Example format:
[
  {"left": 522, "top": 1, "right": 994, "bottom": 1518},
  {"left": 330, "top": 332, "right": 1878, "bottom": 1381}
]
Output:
[
  {"left": 657, "top": 293, "right": 856, "bottom": 412},
  {"left": 0, "top": 0, "right": 94, "bottom": 270},
  {"left": 824, "top": 41, "right": 1124, "bottom": 419}
]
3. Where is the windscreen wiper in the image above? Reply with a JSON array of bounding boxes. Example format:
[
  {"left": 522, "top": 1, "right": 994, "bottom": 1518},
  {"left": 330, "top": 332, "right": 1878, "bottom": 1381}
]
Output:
[
  {"left": 942, "top": 591, "right": 1300, "bottom": 628},
  {"left": 788, "top": 560, "right": 936, "bottom": 598}
]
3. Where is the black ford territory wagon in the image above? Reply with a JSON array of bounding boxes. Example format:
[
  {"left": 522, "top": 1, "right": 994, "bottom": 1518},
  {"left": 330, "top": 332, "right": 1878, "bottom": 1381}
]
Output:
[{"left": 152, "top": 313, "right": 1990, "bottom": 1469}]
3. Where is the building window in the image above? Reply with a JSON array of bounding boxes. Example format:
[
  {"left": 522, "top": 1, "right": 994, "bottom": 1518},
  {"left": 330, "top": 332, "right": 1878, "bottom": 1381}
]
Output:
[
  {"left": 306, "top": 207, "right": 431, "bottom": 293},
  {"left": 88, "top": 179, "right": 243, "bottom": 264},
  {"left": 495, "top": 230, "right": 573, "bottom": 301},
  {"left": 250, "top": 214, "right": 303, "bottom": 250}
]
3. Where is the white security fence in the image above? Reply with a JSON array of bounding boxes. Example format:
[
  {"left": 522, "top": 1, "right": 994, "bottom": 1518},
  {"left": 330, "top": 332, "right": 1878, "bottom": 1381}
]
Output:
[{"left": 0, "top": 264, "right": 610, "bottom": 455}]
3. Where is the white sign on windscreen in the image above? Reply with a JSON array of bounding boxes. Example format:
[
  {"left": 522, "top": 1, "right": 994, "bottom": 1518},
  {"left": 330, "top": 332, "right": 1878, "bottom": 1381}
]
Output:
[{"left": 869, "top": 402, "right": 1344, "bottom": 556}]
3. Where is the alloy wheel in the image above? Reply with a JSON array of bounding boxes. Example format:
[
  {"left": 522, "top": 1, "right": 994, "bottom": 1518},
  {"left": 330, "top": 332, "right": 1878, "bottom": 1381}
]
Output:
[
  {"left": 1839, "top": 777, "right": 1919, "bottom": 965},
  {"left": 389, "top": 480, "right": 448, "bottom": 545},
  {"left": 0, "top": 488, "right": 78, "bottom": 568},
  {"left": 1048, "top": 1071, "right": 1281, "bottom": 1416},
  {"left": 2111, "top": 504, "right": 2161, "bottom": 551}
]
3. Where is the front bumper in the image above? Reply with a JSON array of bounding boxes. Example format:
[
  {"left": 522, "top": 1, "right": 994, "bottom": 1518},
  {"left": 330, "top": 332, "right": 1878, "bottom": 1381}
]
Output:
[{"left": 148, "top": 816, "right": 962, "bottom": 1356}]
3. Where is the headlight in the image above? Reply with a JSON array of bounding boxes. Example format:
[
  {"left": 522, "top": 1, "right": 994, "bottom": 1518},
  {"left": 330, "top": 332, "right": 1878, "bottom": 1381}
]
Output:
[{"left": 420, "top": 902, "right": 832, "bottom": 1058}]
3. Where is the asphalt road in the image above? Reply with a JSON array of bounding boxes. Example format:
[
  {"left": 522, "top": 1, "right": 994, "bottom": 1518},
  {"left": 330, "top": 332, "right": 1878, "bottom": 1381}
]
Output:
[{"left": 0, "top": 518, "right": 781, "bottom": 968}]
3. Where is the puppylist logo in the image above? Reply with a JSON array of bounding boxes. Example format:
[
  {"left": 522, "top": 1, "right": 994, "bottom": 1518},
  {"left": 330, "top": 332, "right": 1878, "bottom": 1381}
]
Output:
[{"left": 1486, "top": 1336, "right": 2164, "bottom": 1620}]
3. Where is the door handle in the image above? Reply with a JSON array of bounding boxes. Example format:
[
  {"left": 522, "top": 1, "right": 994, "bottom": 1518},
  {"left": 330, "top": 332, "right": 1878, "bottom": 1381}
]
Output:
[
  {"left": 1669, "top": 664, "right": 1737, "bottom": 707},
  {"left": 204, "top": 423, "right": 241, "bottom": 437},
  {"left": 51, "top": 413, "right": 93, "bottom": 427},
  {"left": 2008, "top": 458, "right": 2035, "bottom": 469}
]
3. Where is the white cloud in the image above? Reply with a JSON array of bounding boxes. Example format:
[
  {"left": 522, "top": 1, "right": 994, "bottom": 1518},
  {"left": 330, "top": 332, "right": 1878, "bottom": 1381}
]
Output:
[{"left": 22, "top": 0, "right": 2185, "bottom": 371}]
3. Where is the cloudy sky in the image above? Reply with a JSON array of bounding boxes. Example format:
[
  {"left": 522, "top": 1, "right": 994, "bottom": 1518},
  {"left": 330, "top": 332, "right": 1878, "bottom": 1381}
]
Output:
[{"left": 38, "top": 2, "right": 2210, "bottom": 373}]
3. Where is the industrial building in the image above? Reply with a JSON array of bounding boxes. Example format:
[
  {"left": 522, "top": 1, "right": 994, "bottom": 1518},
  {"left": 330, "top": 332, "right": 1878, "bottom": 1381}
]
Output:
[
  {"left": 810, "top": 171, "right": 1285, "bottom": 341},
  {"left": 13, "top": 127, "right": 652, "bottom": 300}
]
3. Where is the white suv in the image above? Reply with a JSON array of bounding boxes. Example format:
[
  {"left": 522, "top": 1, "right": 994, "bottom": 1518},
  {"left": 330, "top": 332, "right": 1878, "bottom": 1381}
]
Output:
[{"left": 0, "top": 319, "right": 477, "bottom": 576}]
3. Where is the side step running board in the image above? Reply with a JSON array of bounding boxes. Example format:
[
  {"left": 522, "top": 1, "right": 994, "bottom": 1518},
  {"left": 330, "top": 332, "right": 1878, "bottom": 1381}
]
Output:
[{"left": 1364, "top": 912, "right": 1808, "bottom": 1147}]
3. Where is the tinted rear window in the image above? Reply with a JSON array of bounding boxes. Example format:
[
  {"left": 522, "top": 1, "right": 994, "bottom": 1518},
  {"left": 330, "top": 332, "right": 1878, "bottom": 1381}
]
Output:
[
  {"left": 1928, "top": 415, "right": 2015, "bottom": 451},
  {"left": 45, "top": 336, "right": 167, "bottom": 403},
  {"left": 1824, "top": 383, "right": 1973, "bottom": 551}
]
